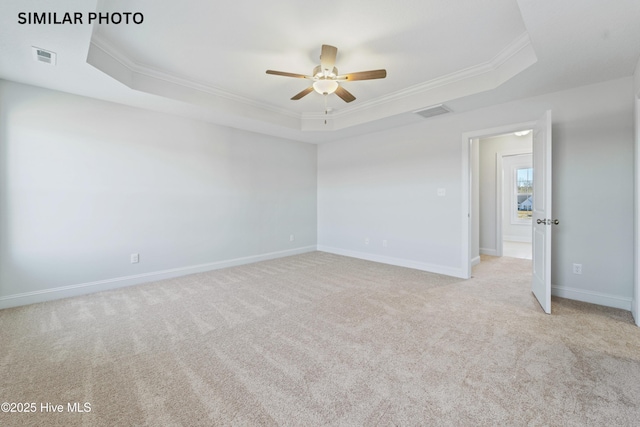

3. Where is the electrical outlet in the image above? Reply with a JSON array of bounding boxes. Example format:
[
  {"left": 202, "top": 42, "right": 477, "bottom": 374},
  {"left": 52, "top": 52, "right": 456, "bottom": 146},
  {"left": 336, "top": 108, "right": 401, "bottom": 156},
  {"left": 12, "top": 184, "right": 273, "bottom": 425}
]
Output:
[
  {"left": 365, "top": 238, "right": 370, "bottom": 245},
  {"left": 572, "top": 263, "right": 582, "bottom": 275},
  {"left": 289, "top": 234, "right": 295, "bottom": 242},
  {"left": 131, "top": 253, "right": 139, "bottom": 264},
  {"left": 382, "top": 240, "right": 388, "bottom": 247}
]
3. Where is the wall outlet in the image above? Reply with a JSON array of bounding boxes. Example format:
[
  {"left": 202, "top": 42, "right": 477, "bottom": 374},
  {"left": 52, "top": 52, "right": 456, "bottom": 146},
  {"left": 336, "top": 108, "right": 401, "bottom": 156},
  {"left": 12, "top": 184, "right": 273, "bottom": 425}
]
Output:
[
  {"left": 382, "top": 239, "right": 388, "bottom": 247},
  {"left": 437, "top": 188, "right": 446, "bottom": 197},
  {"left": 365, "top": 238, "right": 370, "bottom": 245},
  {"left": 289, "top": 234, "right": 295, "bottom": 242},
  {"left": 572, "top": 263, "right": 582, "bottom": 274},
  {"left": 131, "top": 253, "right": 139, "bottom": 264}
]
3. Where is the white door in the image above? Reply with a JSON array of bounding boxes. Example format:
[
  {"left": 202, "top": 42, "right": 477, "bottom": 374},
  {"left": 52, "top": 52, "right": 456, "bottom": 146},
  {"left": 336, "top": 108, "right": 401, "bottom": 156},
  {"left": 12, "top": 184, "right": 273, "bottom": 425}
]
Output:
[{"left": 532, "top": 110, "right": 552, "bottom": 313}]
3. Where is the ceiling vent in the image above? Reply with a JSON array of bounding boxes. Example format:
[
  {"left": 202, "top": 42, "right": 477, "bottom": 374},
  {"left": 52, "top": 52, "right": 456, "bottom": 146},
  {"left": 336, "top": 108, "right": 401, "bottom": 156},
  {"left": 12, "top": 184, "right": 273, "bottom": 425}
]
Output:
[
  {"left": 414, "top": 104, "right": 451, "bottom": 119},
  {"left": 32, "top": 47, "right": 57, "bottom": 65}
]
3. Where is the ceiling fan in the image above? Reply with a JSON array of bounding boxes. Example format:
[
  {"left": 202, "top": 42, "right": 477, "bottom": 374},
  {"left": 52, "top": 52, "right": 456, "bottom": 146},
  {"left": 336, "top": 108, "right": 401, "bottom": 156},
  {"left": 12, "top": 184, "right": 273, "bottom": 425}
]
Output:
[{"left": 266, "top": 44, "right": 387, "bottom": 103}]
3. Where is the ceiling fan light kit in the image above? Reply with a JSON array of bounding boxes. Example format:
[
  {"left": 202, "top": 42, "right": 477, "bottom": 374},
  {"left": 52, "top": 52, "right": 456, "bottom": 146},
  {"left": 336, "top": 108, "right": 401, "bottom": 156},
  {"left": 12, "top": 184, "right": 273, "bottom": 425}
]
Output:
[
  {"left": 313, "top": 79, "right": 339, "bottom": 95},
  {"left": 266, "top": 44, "right": 387, "bottom": 104}
]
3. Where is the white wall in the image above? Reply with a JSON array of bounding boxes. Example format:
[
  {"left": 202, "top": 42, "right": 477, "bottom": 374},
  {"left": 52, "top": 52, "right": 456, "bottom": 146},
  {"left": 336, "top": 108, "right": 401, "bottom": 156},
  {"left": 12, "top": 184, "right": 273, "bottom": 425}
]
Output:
[
  {"left": 478, "top": 133, "right": 532, "bottom": 254},
  {"left": 0, "top": 80, "right": 317, "bottom": 308},
  {"left": 318, "top": 77, "right": 634, "bottom": 309}
]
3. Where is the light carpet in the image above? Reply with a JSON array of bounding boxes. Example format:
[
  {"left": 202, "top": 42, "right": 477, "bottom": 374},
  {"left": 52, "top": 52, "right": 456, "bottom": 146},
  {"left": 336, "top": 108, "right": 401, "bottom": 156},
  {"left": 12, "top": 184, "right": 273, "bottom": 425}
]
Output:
[{"left": 1, "top": 252, "right": 639, "bottom": 426}]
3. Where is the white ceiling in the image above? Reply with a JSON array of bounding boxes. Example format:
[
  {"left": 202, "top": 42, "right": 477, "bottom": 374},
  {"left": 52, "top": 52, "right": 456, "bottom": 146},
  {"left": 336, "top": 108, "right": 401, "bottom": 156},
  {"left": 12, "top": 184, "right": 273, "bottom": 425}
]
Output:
[{"left": 1, "top": 0, "right": 639, "bottom": 143}]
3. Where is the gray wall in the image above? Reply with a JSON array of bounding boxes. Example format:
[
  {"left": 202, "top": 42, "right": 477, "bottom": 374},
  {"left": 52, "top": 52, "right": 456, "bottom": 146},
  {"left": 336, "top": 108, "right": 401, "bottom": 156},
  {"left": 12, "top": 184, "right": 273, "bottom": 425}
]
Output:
[
  {"left": 319, "top": 77, "right": 635, "bottom": 309},
  {"left": 0, "top": 76, "right": 635, "bottom": 312},
  {"left": 318, "top": 119, "right": 465, "bottom": 277},
  {"left": 551, "top": 88, "right": 633, "bottom": 308},
  {"left": 0, "top": 80, "right": 317, "bottom": 307}
]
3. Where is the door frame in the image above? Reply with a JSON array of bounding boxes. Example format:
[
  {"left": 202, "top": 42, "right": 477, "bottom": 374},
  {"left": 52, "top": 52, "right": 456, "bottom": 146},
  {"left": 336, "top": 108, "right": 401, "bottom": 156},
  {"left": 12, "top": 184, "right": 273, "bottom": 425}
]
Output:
[
  {"left": 461, "top": 120, "right": 536, "bottom": 279},
  {"left": 496, "top": 151, "right": 533, "bottom": 255},
  {"left": 634, "top": 93, "right": 639, "bottom": 325}
]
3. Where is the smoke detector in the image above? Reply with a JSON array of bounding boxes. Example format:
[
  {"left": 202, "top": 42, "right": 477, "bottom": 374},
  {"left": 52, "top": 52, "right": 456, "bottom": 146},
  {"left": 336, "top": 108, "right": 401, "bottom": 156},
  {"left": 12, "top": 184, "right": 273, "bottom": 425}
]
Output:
[
  {"left": 414, "top": 104, "right": 451, "bottom": 119},
  {"left": 32, "top": 47, "right": 57, "bottom": 65}
]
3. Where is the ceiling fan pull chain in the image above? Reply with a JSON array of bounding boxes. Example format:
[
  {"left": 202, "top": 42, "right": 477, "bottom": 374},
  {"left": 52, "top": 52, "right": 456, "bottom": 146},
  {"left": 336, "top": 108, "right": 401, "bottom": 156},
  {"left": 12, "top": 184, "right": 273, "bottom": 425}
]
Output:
[{"left": 324, "top": 95, "right": 328, "bottom": 124}]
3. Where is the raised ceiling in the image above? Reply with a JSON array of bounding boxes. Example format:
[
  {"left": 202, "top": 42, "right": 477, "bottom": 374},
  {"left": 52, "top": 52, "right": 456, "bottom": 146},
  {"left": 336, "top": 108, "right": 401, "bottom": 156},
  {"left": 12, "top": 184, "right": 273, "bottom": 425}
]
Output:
[{"left": 1, "top": 0, "right": 639, "bottom": 143}]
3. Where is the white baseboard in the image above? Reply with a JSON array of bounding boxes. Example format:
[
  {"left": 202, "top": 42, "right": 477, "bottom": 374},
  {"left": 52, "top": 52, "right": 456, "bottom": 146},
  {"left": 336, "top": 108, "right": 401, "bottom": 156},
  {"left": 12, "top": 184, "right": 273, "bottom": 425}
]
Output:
[
  {"left": 317, "top": 245, "right": 466, "bottom": 278},
  {"left": 480, "top": 247, "right": 498, "bottom": 256},
  {"left": 551, "top": 285, "right": 632, "bottom": 311},
  {"left": 471, "top": 256, "right": 481, "bottom": 267},
  {"left": 503, "top": 236, "right": 532, "bottom": 243},
  {"left": 0, "top": 246, "right": 317, "bottom": 310}
]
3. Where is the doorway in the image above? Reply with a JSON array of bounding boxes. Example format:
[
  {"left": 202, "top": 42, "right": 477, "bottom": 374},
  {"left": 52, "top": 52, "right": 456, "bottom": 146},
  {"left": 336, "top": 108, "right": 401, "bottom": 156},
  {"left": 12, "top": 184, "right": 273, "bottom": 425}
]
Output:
[
  {"left": 461, "top": 112, "right": 553, "bottom": 313},
  {"left": 475, "top": 131, "right": 533, "bottom": 262},
  {"left": 461, "top": 120, "right": 537, "bottom": 277}
]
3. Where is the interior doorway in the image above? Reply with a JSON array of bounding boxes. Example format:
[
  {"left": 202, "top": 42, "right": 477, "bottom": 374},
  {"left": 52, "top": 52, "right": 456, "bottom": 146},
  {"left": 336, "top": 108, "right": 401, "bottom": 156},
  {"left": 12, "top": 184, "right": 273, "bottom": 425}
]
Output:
[
  {"left": 476, "top": 131, "right": 533, "bottom": 262},
  {"left": 462, "top": 112, "right": 553, "bottom": 313},
  {"left": 461, "top": 119, "right": 537, "bottom": 278}
]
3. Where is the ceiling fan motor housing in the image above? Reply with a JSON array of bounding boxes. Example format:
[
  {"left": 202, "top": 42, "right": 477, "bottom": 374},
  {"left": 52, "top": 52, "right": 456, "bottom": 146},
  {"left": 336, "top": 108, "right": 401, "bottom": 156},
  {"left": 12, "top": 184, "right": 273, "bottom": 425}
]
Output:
[{"left": 313, "top": 65, "right": 338, "bottom": 79}]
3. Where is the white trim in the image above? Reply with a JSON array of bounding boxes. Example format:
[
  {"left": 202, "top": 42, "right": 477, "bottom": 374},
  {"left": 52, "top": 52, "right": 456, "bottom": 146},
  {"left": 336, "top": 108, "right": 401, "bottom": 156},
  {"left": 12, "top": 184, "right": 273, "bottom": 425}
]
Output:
[
  {"left": 552, "top": 285, "right": 632, "bottom": 311},
  {"left": 504, "top": 236, "right": 532, "bottom": 243},
  {"left": 0, "top": 246, "right": 317, "bottom": 310},
  {"left": 317, "top": 245, "right": 466, "bottom": 278},
  {"left": 332, "top": 33, "right": 535, "bottom": 118},
  {"left": 461, "top": 134, "right": 472, "bottom": 278},
  {"left": 471, "top": 256, "right": 481, "bottom": 267},
  {"left": 495, "top": 152, "right": 505, "bottom": 257},
  {"left": 480, "top": 248, "right": 498, "bottom": 256},
  {"left": 91, "top": 31, "right": 533, "bottom": 124},
  {"left": 89, "top": 29, "right": 535, "bottom": 133},
  {"left": 88, "top": 36, "right": 298, "bottom": 119},
  {"left": 634, "top": 89, "right": 640, "bottom": 325}
]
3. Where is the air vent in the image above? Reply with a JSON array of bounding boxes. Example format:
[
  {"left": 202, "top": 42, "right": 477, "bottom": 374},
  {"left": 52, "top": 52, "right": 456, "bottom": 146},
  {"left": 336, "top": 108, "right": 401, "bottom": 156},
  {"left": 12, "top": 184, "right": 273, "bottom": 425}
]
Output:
[
  {"left": 32, "top": 47, "right": 57, "bottom": 65},
  {"left": 414, "top": 104, "right": 451, "bottom": 119}
]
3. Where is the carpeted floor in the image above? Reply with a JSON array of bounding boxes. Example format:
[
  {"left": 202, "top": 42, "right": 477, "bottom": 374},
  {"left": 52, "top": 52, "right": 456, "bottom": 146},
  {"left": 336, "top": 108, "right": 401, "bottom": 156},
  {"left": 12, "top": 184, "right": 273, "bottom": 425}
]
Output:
[{"left": 1, "top": 252, "right": 639, "bottom": 426}]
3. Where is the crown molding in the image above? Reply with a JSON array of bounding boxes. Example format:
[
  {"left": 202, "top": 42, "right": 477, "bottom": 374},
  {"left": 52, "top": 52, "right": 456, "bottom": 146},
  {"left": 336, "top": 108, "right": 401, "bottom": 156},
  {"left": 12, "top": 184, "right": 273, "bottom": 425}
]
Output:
[
  {"left": 301, "top": 32, "right": 537, "bottom": 131},
  {"left": 87, "top": 33, "right": 299, "bottom": 121},
  {"left": 332, "top": 32, "right": 535, "bottom": 118},
  {"left": 87, "top": 31, "right": 536, "bottom": 133}
]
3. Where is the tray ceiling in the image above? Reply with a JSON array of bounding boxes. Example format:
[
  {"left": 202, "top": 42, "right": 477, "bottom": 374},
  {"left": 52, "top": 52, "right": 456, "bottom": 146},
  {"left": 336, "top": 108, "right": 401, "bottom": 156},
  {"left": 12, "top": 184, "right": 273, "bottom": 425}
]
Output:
[{"left": 1, "top": 0, "right": 639, "bottom": 143}]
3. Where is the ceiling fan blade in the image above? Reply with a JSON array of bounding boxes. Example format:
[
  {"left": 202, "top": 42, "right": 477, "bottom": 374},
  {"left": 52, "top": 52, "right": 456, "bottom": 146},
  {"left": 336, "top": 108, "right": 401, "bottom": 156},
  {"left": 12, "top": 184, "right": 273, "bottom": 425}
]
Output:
[
  {"left": 334, "top": 85, "right": 356, "bottom": 103},
  {"left": 266, "top": 70, "right": 312, "bottom": 79},
  {"left": 320, "top": 45, "right": 337, "bottom": 74},
  {"left": 337, "top": 69, "right": 387, "bottom": 81},
  {"left": 291, "top": 87, "right": 314, "bottom": 100}
]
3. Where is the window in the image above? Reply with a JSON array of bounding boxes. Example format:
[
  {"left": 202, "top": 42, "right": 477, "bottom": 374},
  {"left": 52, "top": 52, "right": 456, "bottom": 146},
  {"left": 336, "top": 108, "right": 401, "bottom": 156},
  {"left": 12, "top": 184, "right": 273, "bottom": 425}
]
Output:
[{"left": 515, "top": 167, "right": 533, "bottom": 221}]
